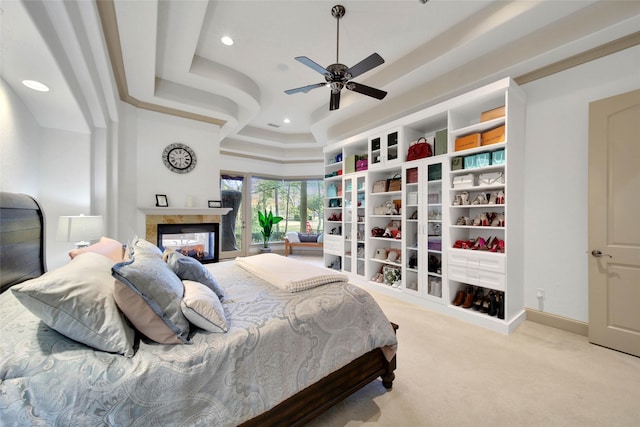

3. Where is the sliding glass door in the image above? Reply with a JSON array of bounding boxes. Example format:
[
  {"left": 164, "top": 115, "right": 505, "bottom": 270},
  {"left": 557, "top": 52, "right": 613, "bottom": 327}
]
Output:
[{"left": 221, "top": 172, "right": 324, "bottom": 258}]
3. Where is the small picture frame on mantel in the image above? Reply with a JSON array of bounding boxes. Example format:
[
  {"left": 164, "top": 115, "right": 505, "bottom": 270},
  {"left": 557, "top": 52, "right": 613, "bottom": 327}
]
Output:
[
  {"left": 208, "top": 200, "right": 222, "bottom": 208},
  {"left": 156, "top": 194, "right": 169, "bottom": 207}
]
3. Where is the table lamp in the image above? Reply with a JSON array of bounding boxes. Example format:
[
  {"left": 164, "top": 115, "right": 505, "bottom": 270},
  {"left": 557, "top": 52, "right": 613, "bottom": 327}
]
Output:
[{"left": 57, "top": 214, "right": 104, "bottom": 248}]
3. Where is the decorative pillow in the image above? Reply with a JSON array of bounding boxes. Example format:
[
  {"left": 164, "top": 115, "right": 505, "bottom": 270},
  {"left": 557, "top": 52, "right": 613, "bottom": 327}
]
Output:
[
  {"left": 113, "top": 281, "right": 182, "bottom": 344},
  {"left": 69, "top": 236, "right": 124, "bottom": 263},
  {"left": 181, "top": 280, "right": 227, "bottom": 333},
  {"left": 133, "top": 238, "right": 163, "bottom": 258},
  {"left": 112, "top": 255, "right": 189, "bottom": 344},
  {"left": 285, "top": 231, "right": 300, "bottom": 243},
  {"left": 299, "top": 233, "right": 318, "bottom": 243},
  {"left": 317, "top": 233, "right": 324, "bottom": 243},
  {"left": 11, "top": 252, "right": 136, "bottom": 357},
  {"left": 165, "top": 251, "right": 225, "bottom": 299}
]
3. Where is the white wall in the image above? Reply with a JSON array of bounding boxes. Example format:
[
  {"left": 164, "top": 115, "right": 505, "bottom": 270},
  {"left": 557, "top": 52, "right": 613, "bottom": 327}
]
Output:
[
  {"left": 521, "top": 45, "right": 640, "bottom": 322},
  {"left": 134, "top": 109, "right": 222, "bottom": 235},
  {"left": 38, "top": 128, "right": 92, "bottom": 269},
  {"left": 0, "top": 78, "right": 93, "bottom": 270},
  {"left": 220, "top": 154, "right": 323, "bottom": 178},
  {"left": 0, "top": 79, "right": 40, "bottom": 195}
]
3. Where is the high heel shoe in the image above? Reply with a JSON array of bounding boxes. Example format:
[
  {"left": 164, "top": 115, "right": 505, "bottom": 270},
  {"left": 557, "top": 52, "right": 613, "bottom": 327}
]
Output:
[
  {"left": 481, "top": 212, "right": 489, "bottom": 226},
  {"left": 460, "top": 191, "right": 470, "bottom": 205},
  {"left": 471, "top": 237, "right": 486, "bottom": 250},
  {"left": 472, "top": 193, "right": 488, "bottom": 205},
  {"left": 496, "top": 190, "right": 505, "bottom": 204}
]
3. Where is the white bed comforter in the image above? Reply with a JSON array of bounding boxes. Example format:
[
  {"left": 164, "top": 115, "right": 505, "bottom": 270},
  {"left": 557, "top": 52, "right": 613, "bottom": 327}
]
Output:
[{"left": 0, "top": 261, "right": 397, "bottom": 426}]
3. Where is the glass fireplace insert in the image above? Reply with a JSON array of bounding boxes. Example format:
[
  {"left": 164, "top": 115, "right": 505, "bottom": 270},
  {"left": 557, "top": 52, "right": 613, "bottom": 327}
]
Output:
[{"left": 157, "top": 223, "right": 219, "bottom": 264}]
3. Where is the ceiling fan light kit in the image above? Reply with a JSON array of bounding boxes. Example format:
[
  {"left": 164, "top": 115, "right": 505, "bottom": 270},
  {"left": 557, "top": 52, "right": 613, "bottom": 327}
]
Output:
[{"left": 285, "top": 4, "right": 387, "bottom": 111}]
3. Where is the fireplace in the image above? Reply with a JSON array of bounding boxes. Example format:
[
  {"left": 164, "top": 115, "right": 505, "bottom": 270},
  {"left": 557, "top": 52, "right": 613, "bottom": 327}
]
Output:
[{"left": 157, "top": 223, "right": 219, "bottom": 264}]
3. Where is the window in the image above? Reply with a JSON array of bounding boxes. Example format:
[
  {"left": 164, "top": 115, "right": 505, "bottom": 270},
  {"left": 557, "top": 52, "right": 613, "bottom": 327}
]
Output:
[{"left": 251, "top": 177, "right": 324, "bottom": 244}]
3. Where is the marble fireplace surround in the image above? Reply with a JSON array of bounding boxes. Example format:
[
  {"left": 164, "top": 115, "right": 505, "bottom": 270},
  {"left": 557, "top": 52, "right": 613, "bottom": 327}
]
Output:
[{"left": 140, "top": 207, "right": 232, "bottom": 245}]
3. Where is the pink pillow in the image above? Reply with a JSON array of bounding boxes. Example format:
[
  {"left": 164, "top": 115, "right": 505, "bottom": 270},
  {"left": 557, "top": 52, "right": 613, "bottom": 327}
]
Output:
[
  {"left": 69, "top": 237, "right": 124, "bottom": 263},
  {"left": 113, "top": 281, "right": 183, "bottom": 344}
]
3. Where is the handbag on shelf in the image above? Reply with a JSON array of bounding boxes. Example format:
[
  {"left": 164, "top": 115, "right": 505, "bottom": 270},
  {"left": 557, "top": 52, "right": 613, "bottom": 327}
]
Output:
[
  {"left": 387, "top": 174, "right": 402, "bottom": 192},
  {"left": 372, "top": 179, "right": 388, "bottom": 193},
  {"left": 479, "top": 171, "right": 505, "bottom": 186},
  {"left": 371, "top": 227, "right": 385, "bottom": 237},
  {"left": 406, "top": 137, "right": 433, "bottom": 161}
]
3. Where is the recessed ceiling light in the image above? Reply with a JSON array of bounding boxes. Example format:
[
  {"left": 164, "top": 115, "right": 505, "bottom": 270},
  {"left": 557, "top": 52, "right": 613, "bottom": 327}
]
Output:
[
  {"left": 221, "top": 36, "right": 233, "bottom": 46},
  {"left": 22, "top": 80, "right": 50, "bottom": 92},
  {"left": 283, "top": 118, "right": 291, "bottom": 124}
]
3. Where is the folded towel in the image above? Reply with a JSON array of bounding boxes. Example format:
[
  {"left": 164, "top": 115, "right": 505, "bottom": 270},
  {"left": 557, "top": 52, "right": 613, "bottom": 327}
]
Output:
[{"left": 235, "top": 253, "right": 348, "bottom": 293}]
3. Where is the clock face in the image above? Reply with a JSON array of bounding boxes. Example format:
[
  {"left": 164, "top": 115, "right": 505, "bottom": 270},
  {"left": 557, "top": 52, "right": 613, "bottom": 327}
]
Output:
[{"left": 162, "top": 143, "right": 197, "bottom": 174}]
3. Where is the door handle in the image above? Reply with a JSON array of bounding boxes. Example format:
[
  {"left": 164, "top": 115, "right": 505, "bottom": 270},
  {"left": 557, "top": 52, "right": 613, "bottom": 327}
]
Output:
[{"left": 591, "top": 250, "right": 612, "bottom": 258}]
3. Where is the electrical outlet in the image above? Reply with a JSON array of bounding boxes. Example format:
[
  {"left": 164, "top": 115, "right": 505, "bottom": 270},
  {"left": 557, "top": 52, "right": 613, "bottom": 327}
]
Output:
[{"left": 536, "top": 288, "right": 545, "bottom": 299}]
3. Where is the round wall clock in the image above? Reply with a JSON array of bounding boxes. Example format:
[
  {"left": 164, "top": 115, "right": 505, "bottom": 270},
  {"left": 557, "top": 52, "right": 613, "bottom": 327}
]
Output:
[{"left": 162, "top": 143, "right": 197, "bottom": 174}]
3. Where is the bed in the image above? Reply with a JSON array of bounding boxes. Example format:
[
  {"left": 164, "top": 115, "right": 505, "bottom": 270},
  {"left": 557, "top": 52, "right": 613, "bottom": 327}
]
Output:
[{"left": 0, "top": 192, "right": 398, "bottom": 426}]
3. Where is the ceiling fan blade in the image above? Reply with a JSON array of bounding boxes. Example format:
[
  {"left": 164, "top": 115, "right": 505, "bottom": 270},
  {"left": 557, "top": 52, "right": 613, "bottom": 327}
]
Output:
[
  {"left": 330, "top": 90, "right": 341, "bottom": 111},
  {"left": 295, "top": 56, "right": 329, "bottom": 76},
  {"left": 347, "top": 82, "right": 387, "bottom": 100},
  {"left": 347, "top": 53, "right": 385, "bottom": 79},
  {"left": 284, "top": 82, "right": 326, "bottom": 95}
]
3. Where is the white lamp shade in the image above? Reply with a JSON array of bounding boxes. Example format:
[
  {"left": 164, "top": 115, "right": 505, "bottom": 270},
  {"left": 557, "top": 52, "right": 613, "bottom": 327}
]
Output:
[{"left": 57, "top": 215, "right": 104, "bottom": 245}]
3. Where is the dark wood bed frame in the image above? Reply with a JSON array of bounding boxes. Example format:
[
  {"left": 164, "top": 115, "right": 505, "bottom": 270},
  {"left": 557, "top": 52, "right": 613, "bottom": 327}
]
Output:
[{"left": 0, "top": 191, "right": 397, "bottom": 426}]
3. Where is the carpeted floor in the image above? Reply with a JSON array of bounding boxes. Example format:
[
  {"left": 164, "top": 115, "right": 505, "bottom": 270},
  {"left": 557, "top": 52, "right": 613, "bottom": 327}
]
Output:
[{"left": 287, "top": 255, "right": 640, "bottom": 427}]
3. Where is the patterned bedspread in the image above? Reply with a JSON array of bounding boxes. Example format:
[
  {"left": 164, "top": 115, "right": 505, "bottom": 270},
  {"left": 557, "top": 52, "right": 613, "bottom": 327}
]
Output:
[{"left": 0, "top": 261, "right": 397, "bottom": 426}]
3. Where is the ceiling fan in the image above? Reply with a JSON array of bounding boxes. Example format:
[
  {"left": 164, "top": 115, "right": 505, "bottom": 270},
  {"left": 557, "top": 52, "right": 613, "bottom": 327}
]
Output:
[{"left": 284, "top": 4, "right": 387, "bottom": 111}]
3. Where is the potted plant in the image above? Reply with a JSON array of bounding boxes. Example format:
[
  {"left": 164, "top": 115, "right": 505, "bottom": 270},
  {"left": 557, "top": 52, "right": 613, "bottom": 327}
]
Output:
[{"left": 258, "top": 209, "right": 283, "bottom": 252}]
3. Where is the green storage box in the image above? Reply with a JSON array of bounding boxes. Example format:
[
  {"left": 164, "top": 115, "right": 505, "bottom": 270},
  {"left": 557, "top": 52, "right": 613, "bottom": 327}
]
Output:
[
  {"left": 344, "top": 154, "right": 357, "bottom": 174},
  {"left": 435, "top": 128, "right": 448, "bottom": 155},
  {"left": 451, "top": 156, "right": 464, "bottom": 170},
  {"left": 428, "top": 163, "right": 442, "bottom": 181}
]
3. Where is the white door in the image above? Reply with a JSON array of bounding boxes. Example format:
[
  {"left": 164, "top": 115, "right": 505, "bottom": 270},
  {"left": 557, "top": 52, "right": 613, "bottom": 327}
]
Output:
[{"left": 588, "top": 89, "right": 640, "bottom": 357}]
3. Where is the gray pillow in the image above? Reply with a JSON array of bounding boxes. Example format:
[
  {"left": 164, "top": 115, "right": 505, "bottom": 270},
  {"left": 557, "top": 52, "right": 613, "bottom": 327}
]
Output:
[
  {"left": 165, "top": 251, "right": 224, "bottom": 299},
  {"left": 112, "top": 254, "right": 190, "bottom": 344},
  {"left": 299, "top": 234, "right": 318, "bottom": 243},
  {"left": 12, "top": 252, "right": 136, "bottom": 357}
]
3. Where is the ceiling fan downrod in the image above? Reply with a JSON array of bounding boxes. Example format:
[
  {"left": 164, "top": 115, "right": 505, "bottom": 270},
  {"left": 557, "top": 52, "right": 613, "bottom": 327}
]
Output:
[{"left": 332, "top": 5, "right": 345, "bottom": 64}]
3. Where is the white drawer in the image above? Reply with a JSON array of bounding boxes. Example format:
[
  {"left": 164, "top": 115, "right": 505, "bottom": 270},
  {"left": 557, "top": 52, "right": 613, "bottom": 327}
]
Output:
[
  {"left": 323, "top": 235, "right": 343, "bottom": 254},
  {"left": 448, "top": 264, "right": 506, "bottom": 291},
  {"left": 448, "top": 249, "right": 506, "bottom": 274}
]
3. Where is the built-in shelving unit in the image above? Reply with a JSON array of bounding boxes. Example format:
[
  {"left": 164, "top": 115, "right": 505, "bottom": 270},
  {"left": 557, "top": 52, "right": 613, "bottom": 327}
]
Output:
[{"left": 323, "top": 77, "right": 526, "bottom": 334}]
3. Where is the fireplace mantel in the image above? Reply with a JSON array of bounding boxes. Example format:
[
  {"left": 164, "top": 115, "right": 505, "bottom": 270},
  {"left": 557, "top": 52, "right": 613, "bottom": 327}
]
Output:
[{"left": 139, "top": 207, "right": 232, "bottom": 215}]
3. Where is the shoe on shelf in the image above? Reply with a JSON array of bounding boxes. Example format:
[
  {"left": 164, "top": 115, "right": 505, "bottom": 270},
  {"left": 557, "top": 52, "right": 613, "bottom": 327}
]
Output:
[
  {"left": 460, "top": 191, "right": 470, "bottom": 205},
  {"left": 472, "top": 193, "right": 488, "bottom": 205},
  {"left": 462, "top": 287, "right": 475, "bottom": 308},
  {"left": 472, "top": 287, "right": 485, "bottom": 310},
  {"left": 497, "top": 291, "right": 505, "bottom": 319},
  {"left": 488, "top": 291, "right": 498, "bottom": 316},
  {"left": 452, "top": 290, "right": 466, "bottom": 306}
]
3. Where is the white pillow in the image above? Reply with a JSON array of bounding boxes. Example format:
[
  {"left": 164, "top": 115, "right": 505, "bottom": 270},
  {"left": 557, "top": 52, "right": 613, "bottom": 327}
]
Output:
[
  {"left": 286, "top": 231, "right": 300, "bottom": 243},
  {"left": 12, "top": 253, "right": 136, "bottom": 357},
  {"left": 181, "top": 280, "right": 228, "bottom": 333}
]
